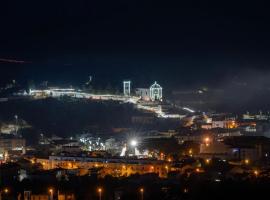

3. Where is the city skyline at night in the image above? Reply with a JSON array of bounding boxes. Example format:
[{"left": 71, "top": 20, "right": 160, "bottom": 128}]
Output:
[{"left": 1, "top": 1, "right": 270, "bottom": 200}]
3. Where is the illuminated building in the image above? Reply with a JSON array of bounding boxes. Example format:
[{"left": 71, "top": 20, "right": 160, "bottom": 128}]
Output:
[
  {"left": 135, "top": 82, "right": 163, "bottom": 102},
  {"left": 243, "top": 111, "right": 269, "bottom": 121},
  {"left": 211, "top": 119, "right": 238, "bottom": 129},
  {"left": 0, "top": 136, "right": 26, "bottom": 152},
  {"left": 200, "top": 115, "right": 238, "bottom": 129},
  {"left": 17, "top": 192, "right": 75, "bottom": 200},
  {"left": 135, "top": 88, "right": 150, "bottom": 101},
  {"left": 149, "top": 82, "right": 162, "bottom": 101},
  {"left": 120, "top": 139, "right": 141, "bottom": 157},
  {"left": 0, "top": 124, "right": 20, "bottom": 134},
  {"left": 123, "top": 81, "right": 131, "bottom": 96},
  {"left": 36, "top": 156, "right": 170, "bottom": 178},
  {"left": 0, "top": 136, "right": 25, "bottom": 162}
]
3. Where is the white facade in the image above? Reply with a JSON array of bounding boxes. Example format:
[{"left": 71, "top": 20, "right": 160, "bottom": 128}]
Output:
[
  {"left": 212, "top": 121, "right": 226, "bottom": 128},
  {"left": 150, "top": 82, "right": 162, "bottom": 101},
  {"left": 243, "top": 111, "right": 269, "bottom": 121},
  {"left": 135, "top": 88, "right": 150, "bottom": 101}
]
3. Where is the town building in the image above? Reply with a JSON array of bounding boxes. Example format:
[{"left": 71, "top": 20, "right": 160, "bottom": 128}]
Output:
[
  {"left": 135, "top": 81, "right": 163, "bottom": 102},
  {"left": 135, "top": 88, "right": 150, "bottom": 101},
  {"left": 149, "top": 82, "right": 162, "bottom": 101},
  {"left": 36, "top": 155, "right": 170, "bottom": 178},
  {"left": 0, "top": 135, "right": 26, "bottom": 152}
]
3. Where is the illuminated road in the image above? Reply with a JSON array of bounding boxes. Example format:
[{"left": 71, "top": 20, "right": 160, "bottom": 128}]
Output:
[{"left": 28, "top": 88, "right": 194, "bottom": 119}]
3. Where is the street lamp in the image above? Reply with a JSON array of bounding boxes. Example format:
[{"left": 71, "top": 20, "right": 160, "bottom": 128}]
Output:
[
  {"left": 48, "top": 188, "right": 54, "bottom": 200},
  {"left": 188, "top": 149, "right": 193, "bottom": 157},
  {"left": 254, "top": 170, "right": 259, "bottom": 177},
  {"left": 204, "top": 137, "right": 210, "bottom": 147},
  {"left": 204, "top": 137, "right": 210, "bottom": 143},
  {"left": 0, "top": 188, "right": 9, "bottom": 200},
  {"left": 139, "top": 188, "right": 144, "bottom": 200},
  {"left": 205, "top": 159, "right": 210, "bottom": 164},
  {"left": 97, "top": 188, "right": 103, "bottom": 200}
]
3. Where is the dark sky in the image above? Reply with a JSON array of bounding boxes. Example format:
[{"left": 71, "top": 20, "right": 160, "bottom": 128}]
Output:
[{"left": 1, "top": 0, "right": 270, "bottom": 88}]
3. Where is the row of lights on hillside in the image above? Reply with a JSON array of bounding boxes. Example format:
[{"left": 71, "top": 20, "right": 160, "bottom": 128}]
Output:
[{"left": 48, "top": 187, "right": 145, "bottom": 200}]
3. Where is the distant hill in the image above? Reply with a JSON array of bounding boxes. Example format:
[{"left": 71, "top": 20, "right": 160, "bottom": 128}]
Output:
[{"left": 0, "top": 98, "right": 140, "bottom": 137}]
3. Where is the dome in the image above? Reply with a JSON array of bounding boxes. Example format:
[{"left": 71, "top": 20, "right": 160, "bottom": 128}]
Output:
[{"left": 150, "top": 81, "right": 162, "bottom": 89}]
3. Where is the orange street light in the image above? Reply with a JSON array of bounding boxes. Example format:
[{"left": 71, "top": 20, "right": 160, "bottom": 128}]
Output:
[
  {"left": 254, "top": 170, "right": 259, "bottom": 177},
  {"left": 188, "top": 149, "right": 193, "bottom": 156},
  {"left": 48, "top": 188, "right": 54, "bottom": 200},
  {"left": 68, "top": 162, "right": 72, "bottom": 168},
  {"left": 139, "top": 188, "right": 144, "bottom": 200},
  {"left": 0, "top": 188, "right": 9, "bottom": 200},
  {"left": 205, "top": 159, "right": 210, "bottom": 164},
  {"left": 3, "top": 188, "right": 8, "bottom": 194},
  {"left": 97, "top": 188, "right": 103, "bottom": 200},
  {"left": 165, "top": 165, "right": 169, "bottom": 174},
  {"left": 204, "top": 137, "right": 210, "bottom": 143}
]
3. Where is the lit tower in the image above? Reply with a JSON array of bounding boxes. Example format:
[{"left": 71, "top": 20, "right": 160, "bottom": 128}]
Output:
[
  {"left": 123, "top": 80, "right": 131, "bottom": 96},
  {"left": 150, "top": 81, "right": 162, "bottom": 101}
]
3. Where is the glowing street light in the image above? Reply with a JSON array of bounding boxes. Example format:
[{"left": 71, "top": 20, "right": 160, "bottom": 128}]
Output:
[
  {"left": 204, "top": 137, "right": 210, "bottom": 143},
  {"left": 139, "top": 188, "right": 144, "bottom": 200},
  {"left": 205, "top": 159, "right": 211, "bottom": 164},
  {"left": 188, "top": 149, "right": 193, "bottom": 156},
  {"left": 68, "top": 162, "right": 72, "bottom": 168},
  {"left": 165, "top": 165, "right": 169, "bottom": 174},
  {"left": 254, "top": 170, "right": 259, "bottom": 177},
  {"left": 0, "top": 188, "right": 9, "bottom": 200},
  {"left": 130, "top": 140, "right": 138, "bottom": 147},
  {"left": 244, "top": 159, "right": 250, "bottom": 165},
  {"left": 97, "top": 188, "right": 103, "bottom": 200},
  {"left": 204, "top": 137, "right": 211, "bottom": 147},
  {"left": 48, "top": 188, "right": 54, "bottom": 200}
]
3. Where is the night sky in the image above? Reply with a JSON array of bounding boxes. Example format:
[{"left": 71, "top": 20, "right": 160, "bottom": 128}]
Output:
[{"left": 1, "top": 0, "right": 270, "bottom": 88}]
